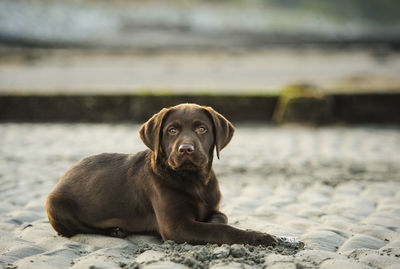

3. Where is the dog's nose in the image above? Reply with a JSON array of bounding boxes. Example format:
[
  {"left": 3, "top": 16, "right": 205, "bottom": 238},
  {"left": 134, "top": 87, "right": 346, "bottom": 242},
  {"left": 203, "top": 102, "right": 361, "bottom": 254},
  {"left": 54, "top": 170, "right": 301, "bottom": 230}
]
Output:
[{"left": 178, "top": 143, "right": 194, "bottom": 154}]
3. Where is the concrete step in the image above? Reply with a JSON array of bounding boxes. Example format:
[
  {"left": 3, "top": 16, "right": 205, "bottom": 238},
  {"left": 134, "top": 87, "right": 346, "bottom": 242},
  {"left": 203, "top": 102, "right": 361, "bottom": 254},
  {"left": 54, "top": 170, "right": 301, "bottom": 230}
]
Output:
[{"left": 1, "top": 92, "right": 400, "bottom": 124}]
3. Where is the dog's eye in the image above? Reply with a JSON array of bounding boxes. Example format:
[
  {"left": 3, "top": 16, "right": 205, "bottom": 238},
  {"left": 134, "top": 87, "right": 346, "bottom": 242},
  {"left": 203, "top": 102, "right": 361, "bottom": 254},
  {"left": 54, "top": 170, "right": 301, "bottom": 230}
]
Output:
[
  {"left": 168, "top": 127, "right": 178, "bottom": 135},
  {"left": 197, "top": 126, "right": 207, "bottom": 134}
]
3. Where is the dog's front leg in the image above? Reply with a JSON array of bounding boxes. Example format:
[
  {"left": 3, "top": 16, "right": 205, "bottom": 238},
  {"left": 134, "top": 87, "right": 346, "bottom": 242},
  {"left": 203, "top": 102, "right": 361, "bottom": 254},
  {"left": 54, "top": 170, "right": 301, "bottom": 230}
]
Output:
[
  {"left": 153, "top": 200, "right": 276, "bottom": 247},
  {"left": 162, "top": 218, "right": 277, "bottom": 247}
]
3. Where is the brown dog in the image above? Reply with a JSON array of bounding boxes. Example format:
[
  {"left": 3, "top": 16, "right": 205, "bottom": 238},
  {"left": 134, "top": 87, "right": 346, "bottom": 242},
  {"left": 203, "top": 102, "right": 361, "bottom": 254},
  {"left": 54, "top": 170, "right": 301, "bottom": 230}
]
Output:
[{"left": 45, "top": 103, "right": 277, "bottom": 246}]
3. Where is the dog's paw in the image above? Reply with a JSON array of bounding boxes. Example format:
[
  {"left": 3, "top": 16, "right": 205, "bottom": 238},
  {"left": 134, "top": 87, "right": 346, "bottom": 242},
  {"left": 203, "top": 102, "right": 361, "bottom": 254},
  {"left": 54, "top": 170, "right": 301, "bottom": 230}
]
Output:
[
  {"left": 248, "top": 231, "right": 278, "bottom": 247},
  {"left": 109, "top": 227, "right": 128, "bottom": 238}
]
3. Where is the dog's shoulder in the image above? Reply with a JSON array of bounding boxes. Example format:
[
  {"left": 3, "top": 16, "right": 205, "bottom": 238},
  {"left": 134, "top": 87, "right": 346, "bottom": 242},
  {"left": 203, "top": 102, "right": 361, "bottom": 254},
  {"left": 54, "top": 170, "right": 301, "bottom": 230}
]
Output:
[{"left": 126, "top": 150, "right": 152, "bottom": 171}]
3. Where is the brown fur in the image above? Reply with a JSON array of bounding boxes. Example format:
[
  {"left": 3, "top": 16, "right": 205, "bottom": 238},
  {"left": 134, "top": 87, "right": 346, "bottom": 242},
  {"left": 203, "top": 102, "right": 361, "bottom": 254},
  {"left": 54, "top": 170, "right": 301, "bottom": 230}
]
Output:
[{"left": 45, "top": 103, "right": 277, "bottom": 246}]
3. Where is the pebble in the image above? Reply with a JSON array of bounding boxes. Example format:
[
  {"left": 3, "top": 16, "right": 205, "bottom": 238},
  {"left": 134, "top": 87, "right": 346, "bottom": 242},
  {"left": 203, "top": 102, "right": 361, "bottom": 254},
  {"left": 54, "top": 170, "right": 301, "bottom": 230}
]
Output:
[
  {"left": 230, "top": 244, "right": 248, "bottom": 258},
  {"left": 212, "top": 246, "right": 230, "bottom": 259}
]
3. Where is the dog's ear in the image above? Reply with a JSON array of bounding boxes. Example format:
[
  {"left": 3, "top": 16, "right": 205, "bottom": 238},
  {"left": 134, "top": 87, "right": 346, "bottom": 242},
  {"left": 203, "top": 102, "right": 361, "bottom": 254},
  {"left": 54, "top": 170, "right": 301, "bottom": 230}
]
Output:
[
  {"left": 139, "top": 108, "right": 170, "bottom": 161},
  {"left": 204, "top": 107, "right": 234, "bottom": 159}
]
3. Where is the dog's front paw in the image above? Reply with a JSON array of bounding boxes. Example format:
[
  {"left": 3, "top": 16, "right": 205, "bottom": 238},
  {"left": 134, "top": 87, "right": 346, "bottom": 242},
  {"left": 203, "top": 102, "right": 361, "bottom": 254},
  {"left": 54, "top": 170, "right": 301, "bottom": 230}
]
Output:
[{"left": 249, "top": 231, "right": 278, "bottom": 247}]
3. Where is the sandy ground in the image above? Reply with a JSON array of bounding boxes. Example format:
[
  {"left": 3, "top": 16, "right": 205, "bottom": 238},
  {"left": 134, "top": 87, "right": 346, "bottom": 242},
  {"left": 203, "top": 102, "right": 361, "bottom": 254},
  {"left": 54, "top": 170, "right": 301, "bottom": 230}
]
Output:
[{"left": 1, "top": 123, "right": 400, "bottom": 268}]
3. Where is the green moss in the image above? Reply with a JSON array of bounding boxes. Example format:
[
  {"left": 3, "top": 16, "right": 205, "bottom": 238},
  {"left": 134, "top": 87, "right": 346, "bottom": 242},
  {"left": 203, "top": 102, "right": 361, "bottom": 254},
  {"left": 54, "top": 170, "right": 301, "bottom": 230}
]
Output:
[
  {"left": 274, "top": 83, "right": 327, "bottom": 124},
  {"left": 280, "top": 84, "right": 323, "bottom": 99}
]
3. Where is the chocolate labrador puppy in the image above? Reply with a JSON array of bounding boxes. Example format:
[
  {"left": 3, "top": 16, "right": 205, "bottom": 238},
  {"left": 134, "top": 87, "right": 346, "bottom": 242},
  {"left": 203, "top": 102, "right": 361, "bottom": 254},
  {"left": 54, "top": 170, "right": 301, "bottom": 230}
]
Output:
[{"left": 45, "top": 103, "right": 277, "bottom": 246}]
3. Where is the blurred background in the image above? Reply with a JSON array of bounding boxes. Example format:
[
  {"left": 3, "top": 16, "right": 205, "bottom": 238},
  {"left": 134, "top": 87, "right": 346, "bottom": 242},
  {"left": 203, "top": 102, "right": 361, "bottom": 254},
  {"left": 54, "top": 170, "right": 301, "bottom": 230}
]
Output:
[{"left": 1, "top": 0, "right": 400, "bottom": 124}]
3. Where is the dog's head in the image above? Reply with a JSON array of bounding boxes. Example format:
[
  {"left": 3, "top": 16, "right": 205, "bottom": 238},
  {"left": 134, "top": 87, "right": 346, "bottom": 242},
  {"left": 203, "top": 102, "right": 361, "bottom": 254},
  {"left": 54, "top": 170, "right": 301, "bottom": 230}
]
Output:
[{"left": 139, "top": 103, "right": 234, "bottom": 172}]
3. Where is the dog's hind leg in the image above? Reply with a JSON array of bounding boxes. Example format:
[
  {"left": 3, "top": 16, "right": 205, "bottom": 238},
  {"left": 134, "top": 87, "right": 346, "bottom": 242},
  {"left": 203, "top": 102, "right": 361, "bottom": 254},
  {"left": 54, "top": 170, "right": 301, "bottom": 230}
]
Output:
[
  {"left": 107, "top": 227, "right": 129, "bottom": 238},
  {"left": 45, "top": 193, "right": 100, "bottom": 237}
]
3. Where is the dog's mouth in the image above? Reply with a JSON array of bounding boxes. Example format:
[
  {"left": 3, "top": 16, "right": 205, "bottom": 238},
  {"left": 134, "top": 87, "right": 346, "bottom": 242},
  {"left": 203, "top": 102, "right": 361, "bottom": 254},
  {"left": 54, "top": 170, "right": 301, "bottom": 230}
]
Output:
[
  {"left": 178, "top": 160, "right": 199, "bottom": 171},
  {"left": 168, "top": 154, "right": 207, "bottom": 171}
]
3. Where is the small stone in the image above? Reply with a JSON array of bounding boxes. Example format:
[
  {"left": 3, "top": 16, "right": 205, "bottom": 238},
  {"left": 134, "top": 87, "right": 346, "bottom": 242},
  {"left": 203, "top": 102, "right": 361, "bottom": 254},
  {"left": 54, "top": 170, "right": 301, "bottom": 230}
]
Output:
[
  {"left": 230, "top": 244, "right": 247, "bottom": 258},
  {"left": 212, "top": 246, "right": 230, "bottom": 259},
  {"left": 182, "top": 257, "right": 196, "bottom": 267}
]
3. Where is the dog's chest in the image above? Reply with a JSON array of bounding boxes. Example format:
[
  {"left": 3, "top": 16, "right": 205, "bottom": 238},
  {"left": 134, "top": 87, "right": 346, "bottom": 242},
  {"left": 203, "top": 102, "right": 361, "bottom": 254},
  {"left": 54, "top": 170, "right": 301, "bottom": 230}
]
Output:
[
  {"left": 193, "top": 188, "right": 212, "bottom": 221},
  {"left": 195, "top": 200, "right": 208, "bottom": 221}
]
